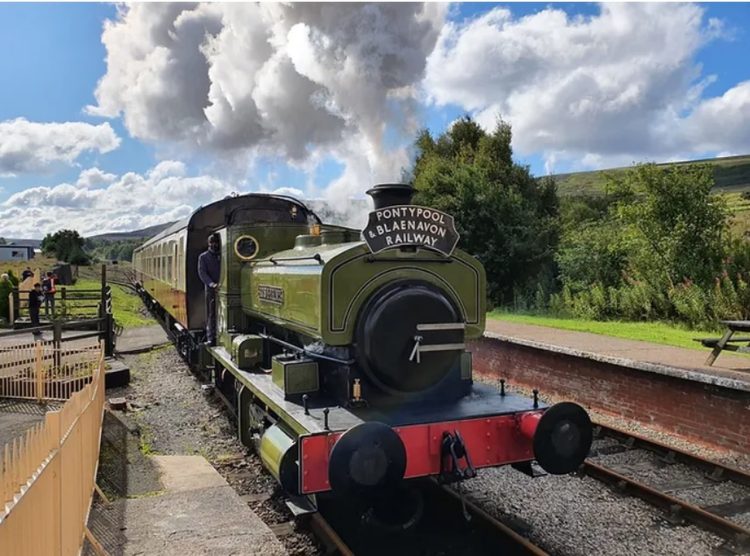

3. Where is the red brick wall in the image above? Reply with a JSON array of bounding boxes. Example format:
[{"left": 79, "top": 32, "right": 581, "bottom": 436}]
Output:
[{"left": 469, "top": 337, "right": 750, "bottom": 455}]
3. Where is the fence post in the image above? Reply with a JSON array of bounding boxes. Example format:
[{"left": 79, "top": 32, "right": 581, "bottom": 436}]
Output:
[
  {"left": 100, "top": 264, "right": 106, "bottom": 320},
  {"left": 53, "top": 320, "right": 63, "bottom": 372},
  {"left": 11, "top": 288, "right": 19, "bottom": 325},
  {"left": 48, "top": 411, "right": 63, "bottom": 554},
  {"left": 35, "top": 340, "right": 43, "bottom": 403},
  {"left": 8, "top": 291, "right": 14, "bottom": 324},
  {"left": 99, "top": 265, "right": 114, "bottom": 357}
]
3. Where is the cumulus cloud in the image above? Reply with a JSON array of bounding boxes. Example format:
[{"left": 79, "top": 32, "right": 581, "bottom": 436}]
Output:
[
  {"left": 87, "top": 3, "right": 445, "bottom": 195},
  {"left": 0, "top": 118, "right": 120, "bottom": 175},
  {"left": 424, "top": 3, "right": 746, "bottom": 170},
  {"left": 76, "top": 167, "right": 117, "bottom": 188},
  {"left": 0, "top": 163, "right": 234, "bottom": 238}
]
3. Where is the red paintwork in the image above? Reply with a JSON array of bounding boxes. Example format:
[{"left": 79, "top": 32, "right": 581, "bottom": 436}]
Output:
[
  {"left": 299, "top": 410, "right": 545, "bottom": 494},
  {"left": 519, "top": 412, "right": 541, "bottom": 440}
]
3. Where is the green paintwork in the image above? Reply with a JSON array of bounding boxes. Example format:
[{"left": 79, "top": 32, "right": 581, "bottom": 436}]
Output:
[
  {"left": 232, "top": 334, "right": 263, "bottom": 369},
  {"left": 272, "top": 355, "right": 319, "bottom": 396},
  {"left": 215, "top": 223, "right": 310, "bottom": 349},
  {"left": 211, "top": 346, "right": 313, "bottom": 436},
  {"left": 242, "top": 239, "right": 486, "bottom": 345},
  {"left": 259, "top": 423, "right": 295, "bottom": 482}
]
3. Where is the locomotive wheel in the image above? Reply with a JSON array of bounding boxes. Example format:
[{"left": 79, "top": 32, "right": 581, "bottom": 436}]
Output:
[{"left": 362, "top": 485, "right": 424, "bottom": 532}]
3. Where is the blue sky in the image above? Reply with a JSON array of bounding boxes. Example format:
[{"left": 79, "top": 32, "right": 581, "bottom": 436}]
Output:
[{"left": 1, "top": 3, "right": 749, "bottom": 237}]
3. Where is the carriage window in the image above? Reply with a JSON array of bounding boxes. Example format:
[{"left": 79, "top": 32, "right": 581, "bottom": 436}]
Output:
[
  {"left": 234, "top": 235, "right": 259, "bottom": 260},
  {"left": 178, "top": 237, "right": 184, "bottom": 289}
]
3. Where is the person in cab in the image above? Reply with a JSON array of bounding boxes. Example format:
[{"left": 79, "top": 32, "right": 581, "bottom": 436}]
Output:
[{"left": 197, "top": 233, "right": 220, "bottom": 346}]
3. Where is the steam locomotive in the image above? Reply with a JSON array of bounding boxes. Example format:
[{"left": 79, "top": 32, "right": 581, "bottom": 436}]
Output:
[{"left": 132, "top": 184, "right": 592, "bottom": 516}]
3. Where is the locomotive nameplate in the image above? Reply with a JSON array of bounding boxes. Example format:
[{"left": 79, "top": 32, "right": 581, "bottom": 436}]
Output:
[
  {"left": 258, "top": 284, "right": 284, "bottom": 305},
  {"left": 363, "top": 205, "right": 459, "bottom": 256}
]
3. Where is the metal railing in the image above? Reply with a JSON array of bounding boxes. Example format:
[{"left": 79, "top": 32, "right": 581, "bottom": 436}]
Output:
[{"left": 0, "top": 344, "right": 105, "bottom": 554}]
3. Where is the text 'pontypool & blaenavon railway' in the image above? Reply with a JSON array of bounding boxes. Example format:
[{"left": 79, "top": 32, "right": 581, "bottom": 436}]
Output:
[{"left": 363, "top": 205, "right": 460, "bottom": 256}]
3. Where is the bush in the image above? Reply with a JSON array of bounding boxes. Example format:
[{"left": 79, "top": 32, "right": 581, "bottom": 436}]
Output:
[{"left": 550, "top": 162, "right": 747, "bottom": 328}]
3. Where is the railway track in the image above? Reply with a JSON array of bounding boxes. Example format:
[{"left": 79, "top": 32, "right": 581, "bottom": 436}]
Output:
[
  {"left": 585, "top": 422, "right": 750, "bottom": 553},
  {"left": 314, "top": 478, "right": 549, "bottom": 555}
]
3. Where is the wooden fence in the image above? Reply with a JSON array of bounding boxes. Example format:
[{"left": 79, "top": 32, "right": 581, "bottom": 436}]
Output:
[
  {"left": 0, "top": 341, "right": 101, "bottom": 401},
  {"left": 10, "top": 285, "right": 111, "bottom": 323},
  {"left": 0, "top": 344, "right": 105, "bottom": 555}
]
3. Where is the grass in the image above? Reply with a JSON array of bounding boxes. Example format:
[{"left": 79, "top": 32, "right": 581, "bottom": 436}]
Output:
[
  {"left": 488, "top": 310, "right": 715, "bottom": 351},
  {"left": 723, "top": 191, "right": 750, "bottom": 236},
  {"left": 1, "top": 255, "right": 58, "bottom": 282},
  {"left": 552, "top": 153, "right": 750, "bottom": 197},
  {"left": 67, "top": 278, "right": 155, "bottom": 328}
]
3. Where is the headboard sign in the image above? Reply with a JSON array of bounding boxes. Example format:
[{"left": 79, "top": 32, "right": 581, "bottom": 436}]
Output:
[{"left": 363, "top": 205, "right": 460, "bottom": 256}]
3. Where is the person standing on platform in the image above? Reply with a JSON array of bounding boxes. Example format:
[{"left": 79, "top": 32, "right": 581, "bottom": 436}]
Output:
[
  {"left": 28, "top": 283, "right": 44, "bottom": 337},
  {"left": 197, "top": 233, "right": 221, "bottom": 346},
  {"left": 21, "top": 267, "right": 33, "bottom": 281},
  {"left": 42, "top": 271, "right": 56, "bottom": 317}
]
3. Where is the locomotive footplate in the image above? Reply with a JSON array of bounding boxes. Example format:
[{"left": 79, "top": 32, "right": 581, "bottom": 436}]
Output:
[{"left": 210, "top": 346, "right": 365, "bottom": 435}]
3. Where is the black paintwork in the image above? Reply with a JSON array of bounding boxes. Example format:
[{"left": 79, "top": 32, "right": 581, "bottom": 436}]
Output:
[{"left": 351, "top": 383, "right": 548, "bottom": 428}]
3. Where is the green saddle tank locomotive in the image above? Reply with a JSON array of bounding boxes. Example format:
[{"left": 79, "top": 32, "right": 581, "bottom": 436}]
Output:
[{"left": 132, "top": 184, "right": 592, "bottom": 516}]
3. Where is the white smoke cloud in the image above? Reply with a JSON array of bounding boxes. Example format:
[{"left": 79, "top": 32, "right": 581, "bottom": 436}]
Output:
[
  {"left": 424, "top": 3, "right": 746, "bottom": 169},
  {"left": 87, "top": 3, "right": 446, "bottom": 195},
  {"left": 0, "top": 118, "right": 120, "bottom": 175}
]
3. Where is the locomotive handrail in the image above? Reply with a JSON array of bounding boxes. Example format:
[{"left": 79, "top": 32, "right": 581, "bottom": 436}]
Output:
[
  {"left": 258, "top": 332, "right": 355, "bottom": 365},
  {"left": 266, "top": 253, "right": 324, "bottom": 265},
  {"left": 364, "top": 255, "right": 453, "bottom": 264}
]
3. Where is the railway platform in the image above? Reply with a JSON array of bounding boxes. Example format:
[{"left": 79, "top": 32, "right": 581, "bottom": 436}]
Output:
[
  {"left": 88, "top": 454, "right": 285, "bottom": 555},
  {"left": 472, "top": 320, "right": 750, "bottom": 455},
  {"left": 115, "top": 324, "right": 170, "bottom": 354},
  {"left": 484, "top": 320, "right": 750, "bottom": 389}
]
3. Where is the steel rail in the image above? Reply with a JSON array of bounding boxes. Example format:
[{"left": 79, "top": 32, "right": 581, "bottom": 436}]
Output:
[
  {"left": 593, "top": 422, "right": 750, "bottom": 487},
  {"left": 586, "top": 422, "right": 750, "bottom": 552},
  {"left": 582, "top": 460, "right": 750, "bottom": 551},
  {"left": 309, "top": 512, "right": 355, "bottom": 556},
  {"left": 440, "top": 485, "right": 550, "bottom": 556}
]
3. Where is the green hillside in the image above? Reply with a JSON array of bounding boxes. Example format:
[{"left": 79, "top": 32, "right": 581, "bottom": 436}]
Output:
[{"left": 552, "top": 154, "right": 750, "bottom": 197}]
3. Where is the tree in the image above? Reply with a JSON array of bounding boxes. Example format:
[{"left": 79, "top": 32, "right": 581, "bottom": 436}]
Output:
[
  {"left": 411, "top": 116, "right": 559, "bottom": 305},
  {"left": 612, "top": 163, "right": 727, "bottom": 290},
  {"left": 41, "top": 229, "right": 91, "bottom": 265}
]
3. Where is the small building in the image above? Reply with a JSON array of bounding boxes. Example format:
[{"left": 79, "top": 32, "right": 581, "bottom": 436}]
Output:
[{"left": 0, "top": 244, "right": 35, "bottom": 261}]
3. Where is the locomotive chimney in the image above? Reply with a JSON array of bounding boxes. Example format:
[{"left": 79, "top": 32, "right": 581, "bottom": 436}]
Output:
[{"left": 366, "top": 183, "right": 414, "bottom": 209}]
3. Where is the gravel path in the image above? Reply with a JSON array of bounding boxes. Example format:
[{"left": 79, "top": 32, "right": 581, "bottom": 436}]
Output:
[
  {"left": 111, "top": 346, "right": 322, "bottom": 555},
  {"left": 464, "top": 467, "right": 724, "bottom": 556}
]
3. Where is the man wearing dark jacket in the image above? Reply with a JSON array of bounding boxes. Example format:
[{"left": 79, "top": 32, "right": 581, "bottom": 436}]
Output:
[
  {"left": 28, "top": 283, "right": 44, "bottom": 337},
  {"left": 197, "top": 233, "right": 221, "bottom": 345},
  {"left": 42, "top": 271, "right": 56, "bottom": 317}
]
